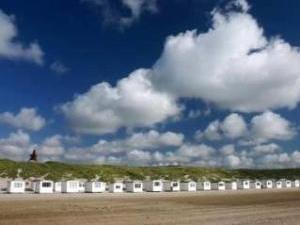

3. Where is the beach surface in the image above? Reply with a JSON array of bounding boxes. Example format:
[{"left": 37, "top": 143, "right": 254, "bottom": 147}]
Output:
[{"left": 0, "top": 189, "right": 299, "bottom": 225}]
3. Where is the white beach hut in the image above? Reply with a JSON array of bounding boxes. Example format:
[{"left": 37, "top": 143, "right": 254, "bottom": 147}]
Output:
[
  {"left": 275, "top": 180, "right": 282, "bottom": 189},
  {"left": 125, "top": 181, "right": 143, "bottom": 193},
  {"left": 180, "top": 181, "right": 197, "bottom": 192},
  {"left": 262, "top": 180, "right": 273, "bottom": 189},
  {"left": 85, "top": 181, "right": 106, "bottom": 193},
  {"left": 251, "top": 180, "right": 262, "bottom": 189},
  {"left": 238, "top": 180, "right": 250, "bottom": 190},
  {"left": 143, "top": 180, "right": 163, "bottom": 192},
  {"left": 61, "top": 180, "right": 80, "bottom": 193},
  {"left": 54, "top": 182, "right": 62, "bottom": 192},
  {"left": 255, "top": 180, "right": 262, "bottom": 189},
  {"left": 225, "top": 181, "right": 237, "bottom": 190},
  {"left": 284, "top": 180, "right": 292, "bottom": 188},
  {"left": 293, "top": 180, "right": 300, "bottom": 188},
  {"left": 7, "top": 180, "right": 25, "bottom": 193},
  {"left": 197, "top": 181, "right": 211, "bottom": 191},
  {"left": 109, "top": 182, "right": 124, "bottom": 193},
  {"left": 163, "top": 181, "right": 180, "bottom": 192},
  {"left": 34, "top": 180, "right": 53, "bottom": 193},
  {"left": 78, "top": 181, "right": 86, "bottom": 192},
  {"left": 218, "top": 181, "right": 226, "bottom": 191}
]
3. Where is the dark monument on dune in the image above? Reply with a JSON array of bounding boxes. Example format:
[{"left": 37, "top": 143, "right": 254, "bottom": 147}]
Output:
[{"left": 29, "top": 149, "right": 38, "bottom": 162}]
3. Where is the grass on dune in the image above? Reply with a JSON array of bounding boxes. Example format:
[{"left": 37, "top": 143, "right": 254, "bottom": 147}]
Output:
[{"left": 0, "top": 159, "right": 299, "bottom": 182}]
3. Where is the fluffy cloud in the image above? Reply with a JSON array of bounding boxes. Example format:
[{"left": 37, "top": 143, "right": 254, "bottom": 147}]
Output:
[
  {"left": 82, "top": 0, "right": 158, "bottom": 28},
  {"left": 0, "top": 130, "right": 33, "bottom": 161},
  {"left": 219, "top": 144, "right": 235, "bottom": 156},
  {"left": 127, "top": 149, "right": 152, "bottom": 165},
  {"left": 224, "top": 155, "right": 241, "bottom": 168},
  {"left": 251, "top": 111, "right": 296, "bottom": 143},
  {"left": 50, "top": 61, "right": 69, "bottom": 74},
  {"left": 200, "top": 111, "right": 296, "bottom": 143},
  {"left": 1, "top": 129, "right": 300, "bottom": 168},
  {"left": 38, "top": 135, "right": 65, "bottom": 161},
  {"left": 61, "top": 69, "right": 180, "bottom": 134},
  {"left": 199, "top": 120, "right": 222, "bottom": 141},
  {"left": 0, "top": 108, "right": 46, "bottom": 131},
  {"left": 87, "top": 130, "right": 183, "bottom": 155},
  {"left": 253, "top": 143, "right": 280, "bottom": 155},
  {"left": 0, "top": 10, "right": 43, "bottom": 64},
  {"left": 64, "top": 0, "right": 300, "bottom": 134},
  {"left": 176, "top": 144, "right": 215, "bottom": 159},
  {"left": 200, "top": 113, "right": 247, "bottom": 141},
  {"left": 124, "top": 130, "right": 184, "bottom": 149},
  {"left": 152, "top": 0, "right": 300, "bottom": 112},
  {"left": 221, "top": 113, "right": 247, "bottom": 138}
]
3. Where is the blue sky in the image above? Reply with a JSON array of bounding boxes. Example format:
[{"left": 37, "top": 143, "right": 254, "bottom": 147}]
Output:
[{"left": 0, "top": 0, "right": 300, "bottom": 168}]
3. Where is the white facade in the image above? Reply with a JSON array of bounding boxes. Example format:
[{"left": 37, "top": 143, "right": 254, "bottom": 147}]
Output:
[
  {"left": 180, "top": 181, "right": 197, "bottom": 192},
  {"left": 61, "top": 180, "right": 80, "bottom": 193},
  {"left": 78, "top": 181, "right": 86, "bottom": 192},
  {"left": 125, "top": 181, "right": 143, "bottom": 192},
  {"left": 225, "top": 181, "right": 237, "bottom": 190},
  {"left": 7, "top": 180, "right": 25, "bottom": 193},
  {"left": 54, "top": 182, "right": 62, "bottom": 192},
  {"left": 163, "top": 181, "right": 180, "bottom": 192},
  {"left": 109, "top": 182, "right": 124, "bottom": 193},
  {"left": 275, "top": 181, "right": 282, "bottom": 189},
  {"left": 294, "top": 180, "right": 300, "bottom": 188},
  {"left": 143, "top": 180, "right": 163, "bottom": 192},
  {"left": 85, "top": 181, "right": 106, "bottom": 193},
  {"left": 284, "top": 180, "right": 292, "bottom": 188},
  {"left": 254, "top": 180, "right": 262, "bottom": 189},
  {"left": 238, "top": 180, "right": 250, "bottom": 189},
  {"left": 262, "top": 180, "right": 273, "bottom": 189},
  {"left": 34, "top": 180, "right": 53, "bottom": 193},
  {"left": 197, "top": 181, "right": 211, "bottom": 191},
  {"left": 218, "top": 181, "right": 226, "bottom": 191}
]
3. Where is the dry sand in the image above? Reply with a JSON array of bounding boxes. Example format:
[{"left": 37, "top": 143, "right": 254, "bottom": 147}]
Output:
[{"left": 0, "top": 189, "right": 299, "bottom": 225}]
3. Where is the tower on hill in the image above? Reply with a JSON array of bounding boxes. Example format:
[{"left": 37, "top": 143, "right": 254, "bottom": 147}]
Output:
[{"left": 29, "top": 149, "right": 38, "bottom": 162}]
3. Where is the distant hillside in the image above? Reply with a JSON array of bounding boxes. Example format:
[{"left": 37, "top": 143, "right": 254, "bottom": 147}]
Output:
[{"left": 0, "top": 159, "right": 299, "bottom": 182}]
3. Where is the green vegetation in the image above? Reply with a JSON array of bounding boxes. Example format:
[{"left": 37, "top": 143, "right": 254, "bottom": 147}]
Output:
[{"left": 0, "top": 159, "right": 299, "bottom": 182}]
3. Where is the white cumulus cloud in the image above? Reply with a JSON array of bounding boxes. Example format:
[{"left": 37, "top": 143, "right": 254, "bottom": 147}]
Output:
[
  {"left": 0, "top": 10, "right": 43, "bottom": 64},
  {"left": 61, "top": 69, "right": 180, "bottom": 135},
  {"left": 0, "top": 108, "right": 46, "bottom": 131},
  {"left": 152, "top": 0, "right": 300, "bottom": 112},
  {"left": 250, "top": 111, "right": 296, "bottom": 143}
]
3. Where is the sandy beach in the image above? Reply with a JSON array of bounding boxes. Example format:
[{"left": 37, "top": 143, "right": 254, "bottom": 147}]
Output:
[{"left": 0, "top": 189, "right": 299, "bottom": 225}]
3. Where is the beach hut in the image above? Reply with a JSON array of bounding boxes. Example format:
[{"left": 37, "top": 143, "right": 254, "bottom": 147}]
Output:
[
  {"left": 143, "top": 180, "right": 163, "bottom": 192},
  {"left": 109, "top": 182, "right": 124, "bottom": 193},
  {"left": 163, "top": 181, "right": 180, "bottom": 192},
  {"left": 180, "top": 181, "right": 197, "bottom": 192},
  {"left": 283, "top": 180, "right": 292, "bottom": 188},
  {"left": 34, "top": 180, "right": 53, "bottom": 194},
  {"left": 293, "top": 180, "right": 300, "bottom": 188},
  {"left": 225, "top": 181, "right": 237, "bottom": 190},
  {"left": 238, "top": 180, "right": 250, "bottom": 190},
  {"left": 250, "top": 180, "right": 262, "bottom": 189},
  {"left": 275, "top": 180, "right": 282, "bottom": 189},
  {"left": 197, "top": 181, "right": 211, "bottom": 191},
  {"left": 78, "top": 181, "right": 86, "bottom": 192},
  {"left": 7, "top": 180, "right": 25, "bottom": 193},
  {"left": 85, "top": 181, "right": 106, "bottom": 193},
  {"left": 54, "top": 182, "right": 62, "bottom": 192},
  {"left": 218, "top": 181, "right": 226, "bottom": 191},
  {"left": 125, "top": 181, "right": 143, "bottom": 192},
  {"left": 262, "top": 180, "right": 273, "bottom": 189},
  {"left": 61, "top": 180, "right": 80, "bottom": 193},
  {"left": 0, "top": 178, "right": 8, "bottom": 192}
]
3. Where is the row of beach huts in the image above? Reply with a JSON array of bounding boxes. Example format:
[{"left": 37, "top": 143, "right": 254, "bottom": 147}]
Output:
[{"left": 4, "top": 179, "right": 300, "bottom": 194}]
